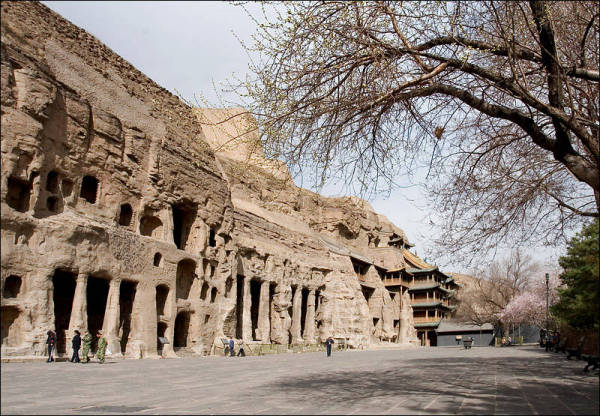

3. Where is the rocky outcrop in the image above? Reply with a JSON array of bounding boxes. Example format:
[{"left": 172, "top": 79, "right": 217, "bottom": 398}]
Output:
[{"left": 1, "top": 1, "right": 418, "bottom": 359}]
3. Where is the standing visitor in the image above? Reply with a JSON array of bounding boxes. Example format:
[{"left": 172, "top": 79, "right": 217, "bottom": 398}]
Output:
[
  {"left": 81, "top": 330, "right": 92, "bottom": 363},
  {"left": 229, "top": 337, "right": 235, "bottom": 357},
  {"left": 46, "top": 330, "right": 56, "bottom": 362},
  {"left": 71, "top": 330, "right": 81, "bottom": 363},
  {"left": 325, "top": 337, "right": 334, "bottom": 357},
  {"left": 96, "top": 331, "right": 107, "bottom": 364}
]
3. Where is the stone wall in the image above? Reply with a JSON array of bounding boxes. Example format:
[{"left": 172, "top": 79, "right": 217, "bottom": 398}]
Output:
[{"left": 1, "top": 1, "right": 418, "bottom": 359}]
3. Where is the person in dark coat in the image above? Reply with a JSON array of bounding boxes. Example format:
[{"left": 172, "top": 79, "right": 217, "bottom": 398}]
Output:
[
  {"left": 46, "top": 330, "right": 56, "bottom": 362},
  {"left": 71, "top": 330, "right": 81, "bottom": 363},
  {"left": 237, "top": 340, "right": 246, "bottom": 357},
  {"left": 325, "top": 337, "right": 334, "bottom": 357},
  {"left": 228, "top": 337, "right": 235, "bottom": 357}
]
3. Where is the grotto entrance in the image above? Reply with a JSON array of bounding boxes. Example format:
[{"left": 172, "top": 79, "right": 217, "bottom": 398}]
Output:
[
  {"left": 87, "top": 276, "right": 109, "bottom": 352},
  {"left": 52, "top": 270, "right": 77, "bottom": 354},
  {"left": 250, "top": 279, "right": 260, "bottom": 340},
  {"left": 300, "top": 288, "right": 309, "bottom": 337},
  {"left": 1, "top": 306, "right": 21, "bottom": 348},
  {"left": 235, "top": 274, "right": 244, "bottom": 339},
  {"left": 157, "top": 321, "right": 167, "bottom": 353},
  {"left": 119, "top": 280, "right": 137, "bottom": 353},
  {"left": 173, "top": 311, "right": 190, "bottom": 348}
]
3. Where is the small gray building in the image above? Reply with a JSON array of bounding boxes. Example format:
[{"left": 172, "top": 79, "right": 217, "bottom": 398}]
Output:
[{"left": 435, "top": 321, "right": 494, "bottom": 347}]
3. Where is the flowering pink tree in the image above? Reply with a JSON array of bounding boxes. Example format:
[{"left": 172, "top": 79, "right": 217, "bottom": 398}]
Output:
[{"left": 499, "top": 273, "right": 562, "bottom": 327}]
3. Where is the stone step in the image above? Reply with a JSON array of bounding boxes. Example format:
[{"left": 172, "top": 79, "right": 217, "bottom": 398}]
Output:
[{"left": 173, "top": 348, "right": 199, "bottom": 358}]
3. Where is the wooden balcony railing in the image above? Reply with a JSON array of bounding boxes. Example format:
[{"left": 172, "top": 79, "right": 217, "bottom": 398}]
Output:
[
  {"left": 382, "top": 277, "right": 405, "bottom": 286},
  {"left": 413, "top": 317, "right": 440, "bottom": 324}
]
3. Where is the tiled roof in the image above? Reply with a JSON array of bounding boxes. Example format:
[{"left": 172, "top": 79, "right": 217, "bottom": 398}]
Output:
[
  {"left": 406, "top": 267, "right": 439, "bottom": 274},
  {"left": 414, "top": 321, "right": 441, "bottom": 328},
  {"left": 349, "top": 250, "right": 373, "bottom": 265},
  {"left": 436, "top": 320, "right": 493, "bottom": 333},
  {"left": 408, "top": 283, "right": 440, "bottom": 291},
  {"left": 402, "top": 249, "right": 434, "bottom": 269},
  {"left": 318, "top": 236, "right": 374, "bottom": 265}
]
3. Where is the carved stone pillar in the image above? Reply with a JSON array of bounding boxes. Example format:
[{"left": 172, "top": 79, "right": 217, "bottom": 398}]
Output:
[
  {"left": 257, "top": 280, "right": 270, "bottom": 342},
  {"left": 242, "top": 277, "right": 252, "bottom": 342},
  {"left": 67, "top": 273, "right": 88, "bottom": 357},
  {"left": 102, "top": 279, "right": 121, "bottom": 356},
  {"left": 303, "top": 289, "right": 316, "bottom": 343},
  {"left": 290, "top": 286, "right": 302, "bottom": 343}
]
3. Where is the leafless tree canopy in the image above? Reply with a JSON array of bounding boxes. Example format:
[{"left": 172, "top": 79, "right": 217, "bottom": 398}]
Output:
[
  {"left": 455, "top": 249, "right": 541, "bottom": 326},
  {"left": 233, "top": 1, "right": 599, "bottom": 262}
]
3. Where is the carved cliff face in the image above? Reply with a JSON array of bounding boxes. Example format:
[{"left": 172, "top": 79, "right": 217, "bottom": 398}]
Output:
[{"left": 1, "top": 2, "right": 417, "bottom": 357}]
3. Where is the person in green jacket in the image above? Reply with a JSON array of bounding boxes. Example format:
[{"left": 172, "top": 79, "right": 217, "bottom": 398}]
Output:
[
  {"left": 96, "top": 331, "right": 107, "bottom": 364},
  {"left": 81, "top": 330, "right": 92, "bottom": 363}
]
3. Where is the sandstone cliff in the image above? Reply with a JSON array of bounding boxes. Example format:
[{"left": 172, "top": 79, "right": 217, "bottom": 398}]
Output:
[{"left": 1, "top": 2, "right": 418, "bottom": 358}]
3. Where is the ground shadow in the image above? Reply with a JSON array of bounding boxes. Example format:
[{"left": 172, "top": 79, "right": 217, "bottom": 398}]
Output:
[{"left": 259, "top": 352, "right": 599, "bottom": 415}]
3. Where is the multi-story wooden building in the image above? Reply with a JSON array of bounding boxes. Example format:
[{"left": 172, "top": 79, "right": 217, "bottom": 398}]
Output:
[{"left": 380, "top": 249, "right": 458, "bottom": 346}]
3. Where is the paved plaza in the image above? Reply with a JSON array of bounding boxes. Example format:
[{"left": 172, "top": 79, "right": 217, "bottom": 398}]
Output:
[{"left": 1, "top": 345, "right": 598, "bottom": 415}]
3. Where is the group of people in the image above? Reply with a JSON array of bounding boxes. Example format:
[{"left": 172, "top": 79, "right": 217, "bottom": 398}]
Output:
[
  {"left": 225, "top": 336, "right": 337, "bottom": 357},
  {"left": 541, "top": 330, "right": 560, "bottom": 351},
  {"left": 45, "top": 329, "right": 108, "bottom": 363},
  {"left": 226, "top": 337, "right": 246, "bottom": 357},
  {"left": 49, "top": 331, "right": 339, "bottom": 361}
]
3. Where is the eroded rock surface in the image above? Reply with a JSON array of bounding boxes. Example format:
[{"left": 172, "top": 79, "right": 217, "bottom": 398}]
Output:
[{"left": 1, "top": 2, "right": 420, "bottom": 359}]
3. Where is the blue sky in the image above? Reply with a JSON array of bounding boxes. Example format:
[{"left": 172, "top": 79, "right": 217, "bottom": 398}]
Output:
[{"left": 42, "top": 1, "right": 563, "bottom": 274}]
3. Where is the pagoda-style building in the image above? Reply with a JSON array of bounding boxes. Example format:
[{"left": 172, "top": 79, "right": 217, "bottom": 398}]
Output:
[{"left": 379, "top": 247, "right": 458, "bottom": 346}]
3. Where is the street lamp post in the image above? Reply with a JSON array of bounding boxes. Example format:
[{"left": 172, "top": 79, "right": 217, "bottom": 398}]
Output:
[{"left": 545, "top": 273, "right": 550, "bottom": 351}]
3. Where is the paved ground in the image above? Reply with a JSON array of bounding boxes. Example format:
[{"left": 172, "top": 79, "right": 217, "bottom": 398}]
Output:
[{"left": 1, "top": 346, "right": 598, "bottom": 415}]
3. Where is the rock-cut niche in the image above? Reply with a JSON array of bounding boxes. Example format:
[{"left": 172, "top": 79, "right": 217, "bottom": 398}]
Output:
[
  {"left": 6, "top": 176, "right": 32, "bottom": 212},
  {"left": 80, "top": 175, "right": 99, "bottom": 204},
  {"left": 3, "top": 275, "right": 22, "bottom": 298},
  {"left": 171, "top": 201, "right": 197, "bottom": 250},
  {"left": 118, "top": 203, "right": 133, "bottom": 226},
  {"left": 176, "top": 259, "right": 196, "bottom": 300},
  {"left": 140, "top": 215, "right": 162, "bottom": 238}
]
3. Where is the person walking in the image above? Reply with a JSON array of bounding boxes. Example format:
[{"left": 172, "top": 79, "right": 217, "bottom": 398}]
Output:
[
  {"left": 46, "top": 330, "right": 56, "bottom": 362},
  {"left": 71, "top": 330, "right": 81, "bottom": 363},
  {"left": 228, "top": 337, "right": 235, "bottom": 357},
  {"left": 96, "top": 331, "right": 107, "bottom": 364},
  {"left": 81, "top": 330, "right": 92, "bottom": 363},
  {"left": 325, "top": 336, "right": 334, "bottom": 357},
  {"left": 237, "top": 340, "right": 246, "bottom": 357}
]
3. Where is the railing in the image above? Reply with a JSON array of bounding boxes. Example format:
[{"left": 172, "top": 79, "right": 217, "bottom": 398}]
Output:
[
  {"left": 413, "top": 317, "right": 440, "bottom": 324},
  {"left": 382, "top": 277, "right": 405, "bottom": 286}
]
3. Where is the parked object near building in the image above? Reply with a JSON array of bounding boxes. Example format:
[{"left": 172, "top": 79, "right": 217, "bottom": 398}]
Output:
[{"left": 435, "top": 321, "right": 494, "bottom": 347}]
